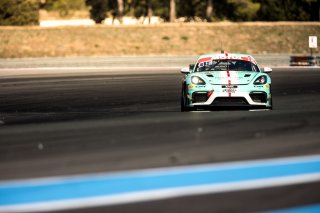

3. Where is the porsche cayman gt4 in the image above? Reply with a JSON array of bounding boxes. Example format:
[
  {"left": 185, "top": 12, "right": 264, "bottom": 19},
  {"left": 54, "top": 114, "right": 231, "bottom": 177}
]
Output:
[{"left": 181, "top": 53, "right": 272, "bottom": 111}]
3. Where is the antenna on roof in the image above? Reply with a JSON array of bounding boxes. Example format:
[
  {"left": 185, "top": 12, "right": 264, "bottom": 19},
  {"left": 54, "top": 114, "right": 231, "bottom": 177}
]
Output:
[{"left": 220, "top": 40, "right": 224, "bottom": 54}]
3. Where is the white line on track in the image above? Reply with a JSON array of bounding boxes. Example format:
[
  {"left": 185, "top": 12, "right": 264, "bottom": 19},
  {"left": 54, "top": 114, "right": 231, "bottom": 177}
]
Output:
[
  {"left": 1, "top": 174, "right": 320, "bottom": 213},
  {"left": 0, "top": 155, "right": 320, "bottom": 212}
]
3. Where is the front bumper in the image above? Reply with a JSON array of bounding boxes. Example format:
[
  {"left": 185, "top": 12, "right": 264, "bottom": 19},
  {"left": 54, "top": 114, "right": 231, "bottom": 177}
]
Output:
[
  {"left": 187, "top": 84, "right": 272, "bottom": 108},
  {"left": 193, "top": 92, "right": 268, "bottom": 106}
]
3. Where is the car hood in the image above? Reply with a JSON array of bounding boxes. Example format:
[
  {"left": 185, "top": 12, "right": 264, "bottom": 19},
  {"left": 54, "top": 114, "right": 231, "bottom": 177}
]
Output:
[{"left": 198, "top": 71, "right": 259, "bottom": 85}]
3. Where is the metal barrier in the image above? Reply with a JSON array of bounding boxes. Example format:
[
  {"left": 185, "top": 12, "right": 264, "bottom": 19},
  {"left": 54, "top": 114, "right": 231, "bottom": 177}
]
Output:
[{"left": 290, "top": 56, "right": 318, "bottom": 66}]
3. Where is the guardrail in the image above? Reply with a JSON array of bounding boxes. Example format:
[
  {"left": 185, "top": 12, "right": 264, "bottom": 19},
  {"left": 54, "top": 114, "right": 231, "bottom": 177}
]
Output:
[{"left": 290, "top": 56, "right": 319, "bottom": 66}]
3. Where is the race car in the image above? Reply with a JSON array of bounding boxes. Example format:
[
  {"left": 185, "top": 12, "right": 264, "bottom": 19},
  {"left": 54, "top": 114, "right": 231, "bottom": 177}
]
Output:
[{"left": 180, "top": 53, "right": 272, "bottom": 111}]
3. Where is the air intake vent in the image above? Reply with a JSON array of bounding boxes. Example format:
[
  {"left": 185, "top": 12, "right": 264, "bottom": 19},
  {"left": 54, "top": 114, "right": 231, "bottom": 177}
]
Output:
[
  {"left": 212, "top": 97, "right": 248, "bottom": 106},
  {"left": 250, "top": 92, "right": 267, "bottom": 103},
  {"left": 192, "top": 92, "right": 208, "bottom": 103}
]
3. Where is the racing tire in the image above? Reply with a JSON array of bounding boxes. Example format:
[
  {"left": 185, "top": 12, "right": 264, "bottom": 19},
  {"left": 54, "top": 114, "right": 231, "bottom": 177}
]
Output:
[
  {"left": 267, "top": 85, "right": 273, "bottom": 110},
  {"left": 267, "top": 98, "right": 273, "bottom": 110},
  {"left": 181, "top": 86, "right": 193, "bottom": 112}
]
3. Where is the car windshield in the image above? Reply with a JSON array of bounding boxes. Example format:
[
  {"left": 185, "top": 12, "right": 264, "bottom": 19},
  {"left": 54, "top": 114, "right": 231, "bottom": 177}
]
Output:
[{"left": 195, "top": 59, "right": 260, "bottom": 72}]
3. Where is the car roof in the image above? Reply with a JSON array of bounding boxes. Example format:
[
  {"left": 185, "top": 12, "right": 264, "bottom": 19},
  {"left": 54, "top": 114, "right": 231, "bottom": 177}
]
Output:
[{"left": 197, "top": 53, "right": 258, "bottom": 65}]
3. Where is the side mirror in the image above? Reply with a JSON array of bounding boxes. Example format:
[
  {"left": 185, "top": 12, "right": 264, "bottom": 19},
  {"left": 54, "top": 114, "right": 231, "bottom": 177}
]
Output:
[
  {"left": 189, "top": 64, "right": 195, "bottom": 71},
  {"left": 180, "top": 67, "right": 191, "bottom": 74},
  {"left": 263, "top": 67, "right": 272, "bottom": 73}
]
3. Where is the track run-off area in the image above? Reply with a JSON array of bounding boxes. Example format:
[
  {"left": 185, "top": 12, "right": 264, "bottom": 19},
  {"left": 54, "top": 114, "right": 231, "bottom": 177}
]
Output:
[{"left": 0, "top": 56, "right": 320, "bottom": 212}]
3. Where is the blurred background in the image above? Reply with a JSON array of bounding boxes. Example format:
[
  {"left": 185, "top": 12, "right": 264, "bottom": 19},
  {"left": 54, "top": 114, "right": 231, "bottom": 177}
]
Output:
[{"left": 0, "top": 0, "right": 319, "bottom": 58}]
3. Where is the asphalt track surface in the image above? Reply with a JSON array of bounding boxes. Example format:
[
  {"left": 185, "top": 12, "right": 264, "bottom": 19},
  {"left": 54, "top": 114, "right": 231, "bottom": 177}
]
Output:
[{"left": 0, "top": 66, "right": 320, "bottom": 212}]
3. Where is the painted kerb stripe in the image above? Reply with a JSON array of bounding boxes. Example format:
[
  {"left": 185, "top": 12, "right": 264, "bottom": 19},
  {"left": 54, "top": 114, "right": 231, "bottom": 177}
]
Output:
[{"left": 0, "top": 155, "right": 320, "bottom": 212}]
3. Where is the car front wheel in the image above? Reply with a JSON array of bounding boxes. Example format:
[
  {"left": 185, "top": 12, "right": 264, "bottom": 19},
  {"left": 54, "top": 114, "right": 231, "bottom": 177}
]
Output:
[{"left": 181, "top": 86, "right": 193, "bottom": 112}]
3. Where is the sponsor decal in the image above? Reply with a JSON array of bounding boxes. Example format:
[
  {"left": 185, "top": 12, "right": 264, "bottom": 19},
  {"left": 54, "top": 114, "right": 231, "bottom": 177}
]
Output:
[
  {"left": 197, "top": 55, "right": 258, "bottom": 68},
  {"left": 223, "top": 87, "right": 237, "bottom": 94},
  {"left": 222, "top": 89, "right": 237, "bottom": 94},
  {"left": 212, "top": 55, "right": 242, "bottom": 60},
  {"left": 222, "top": 85, "right": 237, "bottom": 88},
  {"left": 188, "top": 84, "right": 195, "bottom": 90}
]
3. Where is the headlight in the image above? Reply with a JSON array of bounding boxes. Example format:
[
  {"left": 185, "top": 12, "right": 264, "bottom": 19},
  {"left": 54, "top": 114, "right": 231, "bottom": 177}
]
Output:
[
  {"left": 254, "top": 75, "right": 267, "bottom": 85},
  {"left": 191, "top": 76, "right": 206, "bottom": 85}
]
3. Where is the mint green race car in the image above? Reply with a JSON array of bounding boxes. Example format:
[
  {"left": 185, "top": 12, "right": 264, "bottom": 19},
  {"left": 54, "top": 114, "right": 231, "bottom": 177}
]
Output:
[{"left": 180, "top": 53, "right": 273, "bottom": 111}]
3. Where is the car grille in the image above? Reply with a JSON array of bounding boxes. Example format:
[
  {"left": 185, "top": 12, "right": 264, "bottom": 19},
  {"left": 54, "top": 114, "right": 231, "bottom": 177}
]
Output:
[
  {"left": 192, "top": 92, "right": 208, "bottom": 103},
  {"left": 212, "top": 97, "right": 248, "bottom": 106},
  {"left": 250, "top": 92, "right": 267, "bottom": 103}
]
